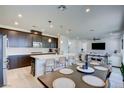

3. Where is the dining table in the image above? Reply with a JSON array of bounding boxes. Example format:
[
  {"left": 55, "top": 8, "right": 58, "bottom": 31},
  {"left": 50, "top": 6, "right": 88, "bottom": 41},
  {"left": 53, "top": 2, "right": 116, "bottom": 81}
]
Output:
[{"left": 37, "top": 64, "right": 110, "bottom": 88}]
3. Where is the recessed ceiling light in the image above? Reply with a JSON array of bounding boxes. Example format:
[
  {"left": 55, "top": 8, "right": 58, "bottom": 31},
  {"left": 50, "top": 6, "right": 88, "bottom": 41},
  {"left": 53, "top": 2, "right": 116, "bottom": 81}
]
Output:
[
  {"left": 34, "top": 32, "right": 38, "bottom": 35},
  {"left": 86, "top": 8, "right": 90, "bottom": 12},
  {"left": 60, "top": 40, "right": 63, "bottom": 44},
  {"left": 14, "top": 21, "right": 19, "bottom": 25},
  {"left": 18, "top": 14, "right": 22, "bottom": 18}
]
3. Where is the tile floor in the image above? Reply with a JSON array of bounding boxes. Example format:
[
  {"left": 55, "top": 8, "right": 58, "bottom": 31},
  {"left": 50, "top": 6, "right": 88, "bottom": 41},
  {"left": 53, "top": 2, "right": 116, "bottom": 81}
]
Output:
[
  {"left": 109, "top": 67, "right": 124, "bottom": 88},
  {"left": 3, "top": 66, "right": 44, "bottom": 88},
  {"left": 2, "top": 66, "right": 124, "bottom": 88}
]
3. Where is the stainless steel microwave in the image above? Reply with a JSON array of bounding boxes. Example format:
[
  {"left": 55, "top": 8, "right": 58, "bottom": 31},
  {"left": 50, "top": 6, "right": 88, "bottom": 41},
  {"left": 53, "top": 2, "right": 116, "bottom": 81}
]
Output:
[{"left": 33, "top": 42, "right": 42, "bottom": 48}]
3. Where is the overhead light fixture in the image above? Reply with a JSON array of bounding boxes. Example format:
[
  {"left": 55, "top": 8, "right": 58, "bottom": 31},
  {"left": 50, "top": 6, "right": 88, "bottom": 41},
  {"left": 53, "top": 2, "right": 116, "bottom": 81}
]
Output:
[
  {"left": 34, "top": 32, "right": 38, "bottom": 35},
  {"left": 58, "top": 5, "right": 67, "bottom": 11},
  {"left": 48, "top": 21, "right": 53, "bottom": 28},
  {"left": 18, "top": 14, "right": 22, "bottom": 18},
  {"left": 14, "top": 21, "right": 19, "bottom": 25},
  {"left": 48, "top": 38, "right": 52, "bottom": 43},
  {"left": 86, "top": 8, "right": 90, "bottom": 12},
  {"left": 60, "top": 40, "right": 63, "bottom": 44}
]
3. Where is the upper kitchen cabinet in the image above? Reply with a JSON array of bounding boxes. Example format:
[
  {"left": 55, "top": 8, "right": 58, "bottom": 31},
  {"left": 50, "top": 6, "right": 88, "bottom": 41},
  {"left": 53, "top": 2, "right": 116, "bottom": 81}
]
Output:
[
  {"left": 42, "top": 35, "right": 58, "bottom": 48},
  {"left": 31, "top": 30, "right": 42, "bottom": 42},
  {"left": 31, "top": 30, "right": 42, "bottom": 48},
  {"left": 0, "top": 28, "right": 58, "bottom": 48},
  {"left": 0, "top": 28, "right": 8, "bottom": 35},
  {"left": 42, "top": 36, "right": 50, "bottom": 48},
  {"left": 7, "top": 30, "right": 32, "bottom": 47},
  {"left": 32, "top": 34, "right": 42, "bottom": 42}
]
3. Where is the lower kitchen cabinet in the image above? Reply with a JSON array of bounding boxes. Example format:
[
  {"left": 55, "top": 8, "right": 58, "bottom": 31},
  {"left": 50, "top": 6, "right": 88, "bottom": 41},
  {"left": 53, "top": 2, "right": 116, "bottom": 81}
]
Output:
[{"left": 8, "top": 55, "right": 32, "bottom": 69}]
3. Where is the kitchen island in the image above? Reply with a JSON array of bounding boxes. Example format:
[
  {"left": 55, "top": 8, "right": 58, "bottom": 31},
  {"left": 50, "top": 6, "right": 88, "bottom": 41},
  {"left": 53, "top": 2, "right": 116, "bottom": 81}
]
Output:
[{"left": 31, "top": 54, "right": 76, "bottom": 77}]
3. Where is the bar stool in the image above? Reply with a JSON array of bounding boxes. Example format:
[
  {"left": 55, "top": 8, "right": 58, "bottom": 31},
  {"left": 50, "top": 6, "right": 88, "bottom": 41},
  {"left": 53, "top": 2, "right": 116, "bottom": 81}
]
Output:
[
  {"left": 75, "top": 55, "right": 80, "bottom": 62},
  {"left": 81, "top": 54, "right": 86, "bottom": 62},
  {"left": 68, "top": 56, "right": 76, "bottom": 66},
  {"left": 45, "top": 58, "right": 55, "bottom": 74},
  {"left": 57, "top": 57, "right": 67, "bottom": 68}
]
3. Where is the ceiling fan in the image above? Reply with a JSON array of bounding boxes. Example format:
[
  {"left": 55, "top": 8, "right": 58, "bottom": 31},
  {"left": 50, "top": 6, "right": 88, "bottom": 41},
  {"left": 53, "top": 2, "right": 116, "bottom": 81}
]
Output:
[{"left": 93, "top": 37, "right": 101, "bottom": 41}]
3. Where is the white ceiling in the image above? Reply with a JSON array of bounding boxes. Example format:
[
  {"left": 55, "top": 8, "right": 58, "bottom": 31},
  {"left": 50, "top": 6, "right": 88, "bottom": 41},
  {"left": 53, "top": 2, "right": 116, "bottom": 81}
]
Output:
[{"left": 0, "top": 5, "right": 124, "bottom": 39}]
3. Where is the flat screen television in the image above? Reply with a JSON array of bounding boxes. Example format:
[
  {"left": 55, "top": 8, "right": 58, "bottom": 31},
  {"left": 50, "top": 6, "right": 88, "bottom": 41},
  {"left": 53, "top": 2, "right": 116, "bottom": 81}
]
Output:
[{"left": 92, "top": 43, "right": 105, "bottom": 50}]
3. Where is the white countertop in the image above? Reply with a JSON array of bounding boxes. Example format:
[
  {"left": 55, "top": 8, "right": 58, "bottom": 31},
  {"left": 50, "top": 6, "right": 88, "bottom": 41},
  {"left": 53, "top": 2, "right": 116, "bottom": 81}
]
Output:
[
  {"left": 31, "top": 53, "right": 76, "bottom": 60},
  {"left": 6, "top": 47, "right": 53, "bottom": 56}
]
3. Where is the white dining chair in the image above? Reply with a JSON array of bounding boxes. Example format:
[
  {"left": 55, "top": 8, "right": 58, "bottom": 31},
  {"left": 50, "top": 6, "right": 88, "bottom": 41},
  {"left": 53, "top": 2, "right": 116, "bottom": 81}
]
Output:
[
  {"left": 45, "top": 58, "right": 55, "bottom": 74},
  {"left": 57, "top": 57, "right": 67, "bottom": 68},
  {"left": 68, "top": 56, "right": 76, "bottom": 66},
  {"left": 81, "top": 54, "right": 86, "bottom": 62},
  {"left": 75, "top": 54, "right": 80, "bottom": 63}
]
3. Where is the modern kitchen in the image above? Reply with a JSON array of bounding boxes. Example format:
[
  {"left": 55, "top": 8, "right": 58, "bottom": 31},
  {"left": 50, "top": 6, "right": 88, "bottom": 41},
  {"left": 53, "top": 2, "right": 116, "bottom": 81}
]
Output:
[{"left": 0, "top": 5, "right": 124, "bottom": 88}]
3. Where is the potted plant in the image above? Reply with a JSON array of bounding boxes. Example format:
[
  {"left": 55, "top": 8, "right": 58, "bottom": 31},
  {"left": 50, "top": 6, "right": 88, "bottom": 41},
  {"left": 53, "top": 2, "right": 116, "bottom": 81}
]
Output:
[{"left": 120, "top": 62, "right": 124, "bottom": 86}]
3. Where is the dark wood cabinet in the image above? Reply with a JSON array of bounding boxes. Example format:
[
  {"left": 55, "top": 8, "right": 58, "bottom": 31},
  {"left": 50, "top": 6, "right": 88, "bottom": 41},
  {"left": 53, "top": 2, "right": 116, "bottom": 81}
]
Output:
[
  {"left": 32, "top": 34, "right": 42, "bottom": 42},
  {"left": 0, "top": 28, "right": 8, "bottom": 35},
  {"left": 0, "top": 28, "right": 58, "bottom": 48},
  {"left": 7, "top": 31, "right": 32, "bottom": 47},
  {"left": 51, "top": 38, "right": 58, "bottom": 48},
  {"left": 8, "top": 55, "right": 32, "bottom": 69},
  {"left": 42, "top": 36, "right": 58, "bottom": 48},
  {"left": 42, "top": 36, "right": 49, "bottom": 48}
]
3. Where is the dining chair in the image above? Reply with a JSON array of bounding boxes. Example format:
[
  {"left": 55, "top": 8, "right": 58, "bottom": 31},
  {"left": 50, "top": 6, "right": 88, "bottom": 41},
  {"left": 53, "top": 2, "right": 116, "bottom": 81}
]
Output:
[
  {"left": 68, "top": 56, "right": 76, "bottom": 66},
  {"left": 81, "top": 54, "right": 86, "bottom": 62},
  {"left": 45, "top": 58, "right": 55, "bottom": 74},
  {"left": 105, "top": 70, "right": 112, "bottom": 80},
  {"left": 75, "top": 54, "right": 80, "bottom": 63},
  {"left": 104, "top": 79, "right": 110, "bottom": 88},
  {"left": 57, "top": 57, "right": 67, "bottom": 68},
  {"left": 104, "top": 70, "right": 112, "bottom": 87}
]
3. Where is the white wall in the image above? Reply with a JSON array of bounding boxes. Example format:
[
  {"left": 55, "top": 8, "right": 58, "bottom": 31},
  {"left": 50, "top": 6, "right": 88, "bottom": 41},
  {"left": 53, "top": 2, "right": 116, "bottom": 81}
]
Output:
[
  {"left": 86, "top": 36, "right": 121, "bottom": 55},
  {"left": 59, "top": 35, "right": 86, "bottom": 54},
  {"left": 85, "top": 36, "right": 122, "bottom": 67}
]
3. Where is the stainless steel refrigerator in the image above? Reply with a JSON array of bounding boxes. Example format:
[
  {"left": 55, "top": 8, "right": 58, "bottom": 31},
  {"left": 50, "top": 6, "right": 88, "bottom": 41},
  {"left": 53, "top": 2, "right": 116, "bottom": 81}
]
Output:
[{"left": 0, "top": 34, "right": 8, "bottom": 87}]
